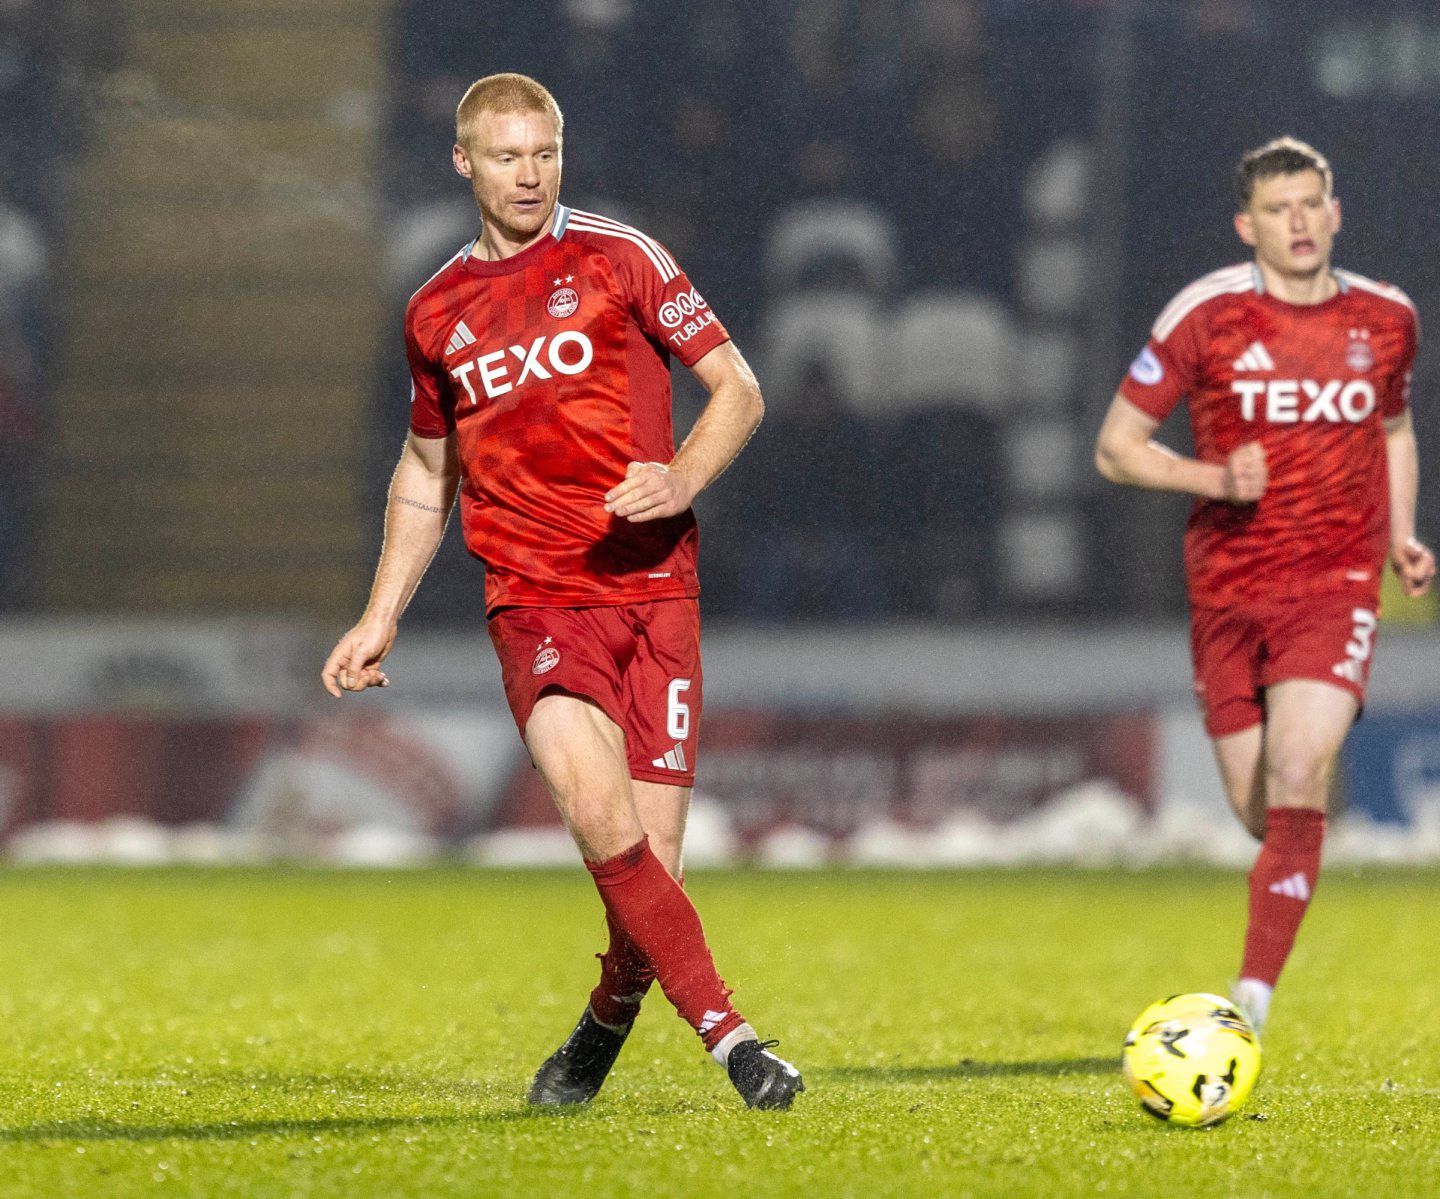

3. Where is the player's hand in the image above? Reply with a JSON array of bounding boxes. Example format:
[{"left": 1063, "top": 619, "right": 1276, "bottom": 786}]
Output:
[
  {"left": 321, "top": 617, "right": 397, "bottom": 698},
  {"left": 1390, "top": 536, "right": 1437, "bottom": 597},
  {"left": 603, "top": 460, "right": 697, "bottom": 523},
  {"left": 1221, "top": 441, "right": 1267, "bottom": 504}
]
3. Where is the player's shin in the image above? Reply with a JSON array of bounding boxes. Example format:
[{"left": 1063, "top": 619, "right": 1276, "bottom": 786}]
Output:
[
  {"left": 589, "top": 909, "right": 656, "bottom": 1028},
  {"left": 1239, "top": 806, "right": 1325, "bottom": 1009},
  {"left": 584, "top": 837, "right": 746, "bottom": 1052}
]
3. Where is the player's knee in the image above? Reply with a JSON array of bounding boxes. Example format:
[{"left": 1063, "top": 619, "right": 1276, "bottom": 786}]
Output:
[
  {"left": 565, "top": 798, "right": 644, "bottom": 860},
  {"left": 1263, "top": 751, "right": 1327, "bottom": 805},
  {"left": 563, "top": 787, "right": 632, "bottom": 830}
]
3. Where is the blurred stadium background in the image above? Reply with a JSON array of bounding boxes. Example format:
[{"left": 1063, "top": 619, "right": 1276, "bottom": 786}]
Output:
[{"left": 3, "top": 0, "right": 1440, "bottom": 867}]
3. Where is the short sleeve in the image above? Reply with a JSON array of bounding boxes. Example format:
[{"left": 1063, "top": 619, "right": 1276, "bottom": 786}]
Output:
[
  {"left": 1381, "top": 307, "right": 1419, "bottom": 421},
  {"left": 1117, "top": 305, "right": 1206, "bottom": 422},
  {"left": 405, "top": 306, "right": 454, "bottom": 438},
  {"left": 614, "top": 238, "right": 731, "bottom": 368}
]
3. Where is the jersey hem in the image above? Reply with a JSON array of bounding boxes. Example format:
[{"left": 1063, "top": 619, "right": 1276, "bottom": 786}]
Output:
[
  {"left": 485, "top": 584, "right": 701, "bottom": 619},
  {"left": 628, "top": 765, "right": 696, "bottom": 788},
  {"left": 1187, "top": 583, "right": 1381, "bottom": 614}
]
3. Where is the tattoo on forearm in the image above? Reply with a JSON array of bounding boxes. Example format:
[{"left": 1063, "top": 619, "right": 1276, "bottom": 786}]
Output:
[{"left": 395, "top": 495, "right": 444, "bottom": 514}]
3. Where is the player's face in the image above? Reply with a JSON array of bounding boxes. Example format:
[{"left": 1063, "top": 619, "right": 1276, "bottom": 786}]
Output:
[
  {"left": 453, "top": 109, "right": 562, "bottom": 246},
  {"left": 1234, "top": 170, "right": 1341, "bottom": 280}
]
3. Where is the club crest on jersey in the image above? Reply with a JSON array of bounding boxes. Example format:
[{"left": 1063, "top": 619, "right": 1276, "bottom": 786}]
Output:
[
  {"left": 547, "top": 287, "right": 579, "bottom": 320},
  {"left": 1346, "top": 329, "right": 1375, "bottom": 373},
  {"left": 532, "top": 637, "right": 560, "bottom": 676}
]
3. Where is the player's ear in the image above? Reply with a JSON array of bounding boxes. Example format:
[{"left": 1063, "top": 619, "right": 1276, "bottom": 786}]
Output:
[
  {"left": 1330, "top": 196, "right": 1342, "bottom": 235},
  {"left": 1233, "top": 210, "right": 1257, "bottom": 247},
  {"left": 452, "top": 142, "right": 473, "bottom": 179}
]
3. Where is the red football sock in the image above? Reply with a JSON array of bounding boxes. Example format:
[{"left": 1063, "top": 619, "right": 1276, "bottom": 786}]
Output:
[
  {"left": 1240, "top": 807, "right": 1325, "bottom": 987},
  {"left": 585, "top": 839, "right": 744, "bottom": 1050},
  {"left": 589, "top": 910, "right": 656, "bottom": 1028},
  {"left": 588, "top": 867, "right": 687, "bottom": 1027}
]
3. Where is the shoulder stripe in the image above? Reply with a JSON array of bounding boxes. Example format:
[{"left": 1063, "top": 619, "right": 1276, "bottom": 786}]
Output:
[
  {"left": 1334, "top": 269, "right": 1417, "bottom": 316},
  {"left": 567, "top": 211, "right": 678, "bottom": 282},
  {"left": 1152, "top": 265, "right": 1253, "bottom": 338},
  {"left": 407, "top": 245, "right": 467, "bottom": 304},
  {"left": 568, "top": 213, "right": 678, "bottom": 281},
  {"left": 1153, "top": 265, "right": 1256, "bottom": 342},
  {"left": 569, "top": 209, "right": 678, "bottom": 275}
]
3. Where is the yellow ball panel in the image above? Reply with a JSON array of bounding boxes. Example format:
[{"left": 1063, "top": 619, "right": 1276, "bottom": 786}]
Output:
[{"left": 1121, "top": 992, "right": 1262, "bottom": 1127}]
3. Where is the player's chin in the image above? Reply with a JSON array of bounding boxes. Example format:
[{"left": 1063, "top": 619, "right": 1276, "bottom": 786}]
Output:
[{"left": 509, "top": 204, "right": 549, "bottom": 230}]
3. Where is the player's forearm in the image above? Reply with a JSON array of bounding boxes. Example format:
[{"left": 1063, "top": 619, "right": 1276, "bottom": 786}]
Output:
[
  {"left": 363, "top": 453, "right": 458, "bottom": 624},
  {"left": 669, "top": 372, "right": 764, "bottom": 497},
  {"left": 1386, "top": 422, "right": 1421, "bottom": 545},
  {"left": 1095, "top": 437, "right": 1227, "bottom": 501}
]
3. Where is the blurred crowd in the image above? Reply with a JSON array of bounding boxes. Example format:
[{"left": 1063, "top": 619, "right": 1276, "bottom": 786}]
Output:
[
  {"left": 0, "top": 0, "right": 117, "bottom": 609},
  {"left": 385, "top": 0, "right": 1101, "bottom": 623},
  {"left": 0, "top": 0, "right": 53, "bottom": 609},
  {"left": 5, "top": 0, "right": 1434, "bottom": 624},
  {"left": 379, "top": 0, "right": 1440, "bottom": 626}
]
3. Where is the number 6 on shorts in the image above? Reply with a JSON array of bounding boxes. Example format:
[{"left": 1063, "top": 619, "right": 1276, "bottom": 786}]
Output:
[{"left": 666, "top": 678, "right": 692, "bottom": 741}]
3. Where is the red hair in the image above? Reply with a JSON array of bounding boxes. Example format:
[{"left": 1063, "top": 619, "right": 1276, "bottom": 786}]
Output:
[{"left": 456, "top": 73, "right": 564, "bottom": 147}]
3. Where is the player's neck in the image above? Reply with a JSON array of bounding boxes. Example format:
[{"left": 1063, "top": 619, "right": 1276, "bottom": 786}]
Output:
[
  {"left": 1255, "top": 259, "right": 1339, "bottom": 307},
  {"left": 473, "top": 208, "right": 558, "bottom": 263}
]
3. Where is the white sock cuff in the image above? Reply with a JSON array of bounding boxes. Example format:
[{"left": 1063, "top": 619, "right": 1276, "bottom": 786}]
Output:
[
  {"left": 588, "top": 1007, "right": 633, "bottom": 1036},
  {"left": 710, "top": 1022, "right": 757, "bottom": 1066},
  {"left": 1233, "top": 977, "right": 1273, "bottom": 1031}
]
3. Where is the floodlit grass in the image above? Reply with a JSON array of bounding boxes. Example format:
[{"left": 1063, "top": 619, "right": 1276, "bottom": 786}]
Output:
[{"left": 0, "top": 866, "right": 1435, "bottom": 1197}]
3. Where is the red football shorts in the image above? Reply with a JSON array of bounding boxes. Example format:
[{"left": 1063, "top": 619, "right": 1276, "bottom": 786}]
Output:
[
  {"left": 488, "top": 598, "right": 703, "bottom": 787},
  {"left": 1190, "top": 593, "right": 1379, "bottom": 737}
]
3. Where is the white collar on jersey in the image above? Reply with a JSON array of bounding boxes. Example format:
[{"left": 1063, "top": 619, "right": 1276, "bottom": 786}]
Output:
[
  {"left": 1251, "top": 262, "right": 1349, "bottom": 296},
  {"left": 462, "top": 204, "right": 572, "bottom": 262}
]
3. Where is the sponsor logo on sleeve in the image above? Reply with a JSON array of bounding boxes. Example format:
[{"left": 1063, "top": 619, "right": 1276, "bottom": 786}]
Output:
[
  {"left": 1129, "top": 346, "right": 1164, "bottom": 386},
  {"left": 658, "top": 288, "right": 715, "bottom": 348},
  {"left": 658, "top": 288, "right": 707, "bottom": 328}
]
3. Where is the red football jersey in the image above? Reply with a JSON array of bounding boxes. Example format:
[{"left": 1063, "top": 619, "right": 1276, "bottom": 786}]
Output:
[
  {"left": 406, "top": 205, "right": 731, "bottom": 615},
  {"left": 1119, "top": 263, "right": 1418, "bottom": 608}
]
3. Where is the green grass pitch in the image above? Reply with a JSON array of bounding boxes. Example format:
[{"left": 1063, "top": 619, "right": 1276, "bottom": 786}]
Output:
[{"left": 0, "top": 866, "right": 1435, "bottom": 1198}]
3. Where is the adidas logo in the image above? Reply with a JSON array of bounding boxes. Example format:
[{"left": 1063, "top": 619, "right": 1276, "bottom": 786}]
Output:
[
  {"left": 698, "top": 1009, "right": 729, "bottom": 1034},
  {"left": 1232, "top": 340, "right": 1275, "bottom": 372},
  {"left": 1268, "top": 871, "right": 1311, "bottom": 901},
  {"left": 651, "top": 742, "right": 688, "bottom": 772},
  {"left": 1332, "top": 658, "right": 1365, "bottom": 684},
  {"left": 445, "top": 320, "right": 477, "bottom": 357}
]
